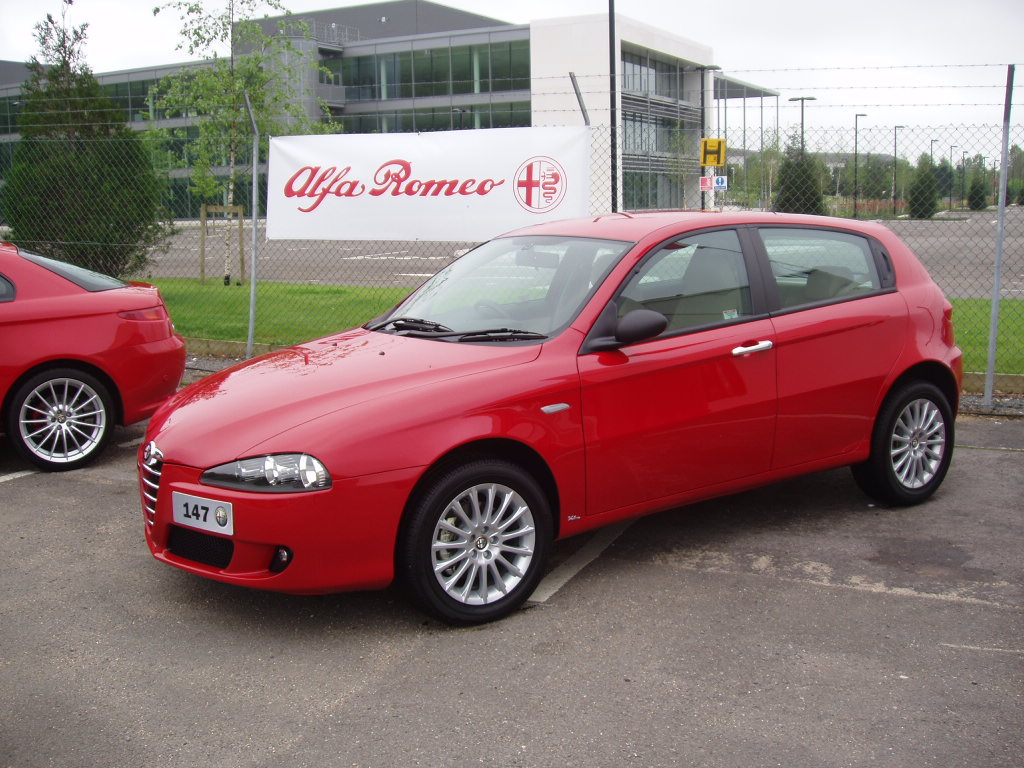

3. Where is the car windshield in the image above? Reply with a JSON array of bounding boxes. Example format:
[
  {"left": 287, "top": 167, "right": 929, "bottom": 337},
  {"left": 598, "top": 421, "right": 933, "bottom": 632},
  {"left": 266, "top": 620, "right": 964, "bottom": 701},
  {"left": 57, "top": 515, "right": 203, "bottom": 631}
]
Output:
[
  {"left": 369, "top": 236, "right": 632, "bottom": 341},
  {"left": 21, "top": 250, "right": 128, "bottom": 292}
]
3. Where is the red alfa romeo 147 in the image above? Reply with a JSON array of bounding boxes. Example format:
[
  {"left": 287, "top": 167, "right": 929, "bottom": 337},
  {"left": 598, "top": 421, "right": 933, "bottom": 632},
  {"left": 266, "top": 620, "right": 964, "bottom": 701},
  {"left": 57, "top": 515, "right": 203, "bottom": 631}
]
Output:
[{"left": 139, "top": 212, "right": 962, "bottom": 624}]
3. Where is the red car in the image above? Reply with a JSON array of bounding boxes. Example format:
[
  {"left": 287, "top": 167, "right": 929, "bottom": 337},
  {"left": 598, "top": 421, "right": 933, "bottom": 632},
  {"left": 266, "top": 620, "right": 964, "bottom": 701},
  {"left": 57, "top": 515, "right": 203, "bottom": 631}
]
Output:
[
  {"left": 139, "top": 212, "right": 962, "bottom": 624},
  {"left": 1, "top": 242, "right": 185, "bottom": 470}
]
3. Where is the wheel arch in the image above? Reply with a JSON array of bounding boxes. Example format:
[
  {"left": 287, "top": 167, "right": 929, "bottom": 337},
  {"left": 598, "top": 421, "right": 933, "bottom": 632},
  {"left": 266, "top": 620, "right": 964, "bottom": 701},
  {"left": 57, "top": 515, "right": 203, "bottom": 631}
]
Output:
[
  {"left": 888, "top": 361, "right": 961, "bottom": 416},
  {"left": 2, "top": 360, "right": 125, "bottom": 428},
  {"left": 398, "top": 437, "right": 562, "bottom": 545}
]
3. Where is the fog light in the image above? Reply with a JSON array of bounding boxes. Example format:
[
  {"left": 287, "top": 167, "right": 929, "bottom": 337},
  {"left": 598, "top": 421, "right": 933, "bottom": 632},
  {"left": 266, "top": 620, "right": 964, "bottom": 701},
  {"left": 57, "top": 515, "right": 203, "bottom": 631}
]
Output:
[{"left": 269, "top": 546, "right": 293, "bottom": 574}]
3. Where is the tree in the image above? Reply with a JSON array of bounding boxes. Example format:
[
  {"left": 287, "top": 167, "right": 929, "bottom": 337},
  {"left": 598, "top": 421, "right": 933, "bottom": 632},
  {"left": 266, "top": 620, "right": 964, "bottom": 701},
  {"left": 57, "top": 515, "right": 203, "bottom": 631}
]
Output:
[
  {"left": 907, "top": 154, "right": 939, "bottom": 219},
  {"left": 151, "top": 0, "right": 335, "bottom": 208},
  {"left": 774, "top": 136, "right": 827, "bottom": 216},
  {"left": 1, "top": 1, "right": 168, "bottom": 276},
  {"left": 968, "top": 177, "right": 988, "bottom": 211}
]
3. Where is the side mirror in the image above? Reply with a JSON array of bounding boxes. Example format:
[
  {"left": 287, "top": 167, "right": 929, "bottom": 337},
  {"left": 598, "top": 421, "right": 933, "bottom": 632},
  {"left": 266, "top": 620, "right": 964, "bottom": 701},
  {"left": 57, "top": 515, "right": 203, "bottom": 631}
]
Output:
[
  {"left": 615, "top": 309, "right": 668, "bottom": 345},
  {"left": 584, "top": 306, "right": 668, "bottom": 352}
]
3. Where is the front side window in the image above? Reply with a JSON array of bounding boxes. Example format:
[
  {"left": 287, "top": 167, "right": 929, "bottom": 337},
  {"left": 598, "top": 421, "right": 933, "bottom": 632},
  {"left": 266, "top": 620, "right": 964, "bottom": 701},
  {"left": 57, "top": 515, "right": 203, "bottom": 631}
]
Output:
[
  {"left": 759, "top": 228, "right": 882, "bottom": 310},
  {"left": 617, "top": 229, "right": 752, "bottom": 331}
]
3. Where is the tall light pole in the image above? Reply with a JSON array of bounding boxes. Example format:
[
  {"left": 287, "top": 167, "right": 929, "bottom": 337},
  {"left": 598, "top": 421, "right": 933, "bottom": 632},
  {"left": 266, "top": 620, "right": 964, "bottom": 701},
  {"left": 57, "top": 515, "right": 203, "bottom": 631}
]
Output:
[
  {"left": 789, "top": 96, "right": 816, "bottom": 155},
  {"left": 930, "top": 138, "right": 938, "bottom": 165},
  {"left": 948, "top": 144, "right": 958, "bottom": 210},
  {"left": 892, "top": 125, "right": 905, "bottom": 217},
  {"left": 853, "top": 113, "right": 866, "bottom": 218},
  {"left": 961, "top": 150, "right": 968, "bottom": 208}
]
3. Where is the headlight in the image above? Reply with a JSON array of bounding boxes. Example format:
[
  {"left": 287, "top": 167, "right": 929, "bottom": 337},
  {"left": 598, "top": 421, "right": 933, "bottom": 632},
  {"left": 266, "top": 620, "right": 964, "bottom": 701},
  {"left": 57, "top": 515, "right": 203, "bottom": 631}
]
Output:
[{"left": 202, "top": 454, "right": 331, "bottom": 492}]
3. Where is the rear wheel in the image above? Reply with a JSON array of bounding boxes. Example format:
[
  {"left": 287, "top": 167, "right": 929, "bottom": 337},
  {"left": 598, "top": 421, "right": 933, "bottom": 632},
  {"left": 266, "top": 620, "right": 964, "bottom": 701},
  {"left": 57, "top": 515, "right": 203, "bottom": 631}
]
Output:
[
  {"left": 5, "top": 368, "right": 114, "bottom": 471},
  {"left": 399, "top": 458, "right": 552, "bottom": 625},
  {"left": 851, "top": 381, "right": 953, "bottom": 506}
]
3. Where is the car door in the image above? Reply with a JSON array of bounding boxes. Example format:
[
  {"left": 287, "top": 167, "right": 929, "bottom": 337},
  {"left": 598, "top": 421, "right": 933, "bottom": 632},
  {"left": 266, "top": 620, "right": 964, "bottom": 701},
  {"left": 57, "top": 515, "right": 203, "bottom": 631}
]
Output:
[
  {"left": 755, "top": 226, "right": 907, "bottom": 469},
  {"left": 577, "top": 228, "right": 777, "bottom": 517}
]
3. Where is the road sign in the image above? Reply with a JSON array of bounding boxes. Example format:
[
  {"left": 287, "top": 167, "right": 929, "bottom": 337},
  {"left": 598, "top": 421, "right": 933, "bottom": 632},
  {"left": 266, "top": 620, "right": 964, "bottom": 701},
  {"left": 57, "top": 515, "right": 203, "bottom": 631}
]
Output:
[{"left": 700, "top": 138, "right": 726, "bottom": 167}]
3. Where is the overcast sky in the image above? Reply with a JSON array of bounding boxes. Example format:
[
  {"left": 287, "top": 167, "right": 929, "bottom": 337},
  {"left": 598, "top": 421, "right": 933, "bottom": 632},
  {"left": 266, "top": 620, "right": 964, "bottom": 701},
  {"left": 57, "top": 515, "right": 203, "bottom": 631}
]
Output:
[{"left": 1, "top": 0, "right": 1021, "bottom": 133}]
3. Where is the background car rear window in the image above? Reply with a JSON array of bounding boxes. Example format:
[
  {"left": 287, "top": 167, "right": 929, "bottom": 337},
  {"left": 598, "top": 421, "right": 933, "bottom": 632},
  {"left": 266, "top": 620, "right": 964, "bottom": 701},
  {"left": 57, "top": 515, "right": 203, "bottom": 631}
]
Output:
[
  {"left": 618, "top": 229, "right": 752, "bottom": 331},
  {"left": 0, "top": 274, "right": 14, "bottom": 302},
  {"left": 758, "top": 228, "right": 882, "bottom": 309},
  {"left": 20, "top": 250, "right": 128, "bottom": 292}
]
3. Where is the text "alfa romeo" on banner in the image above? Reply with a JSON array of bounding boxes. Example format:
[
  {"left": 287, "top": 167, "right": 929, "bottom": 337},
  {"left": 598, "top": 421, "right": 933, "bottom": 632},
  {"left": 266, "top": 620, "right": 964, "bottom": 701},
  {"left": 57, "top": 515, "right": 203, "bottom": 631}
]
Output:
[{"left": 266, "top": 126, "right": 591, "bottom": 242}]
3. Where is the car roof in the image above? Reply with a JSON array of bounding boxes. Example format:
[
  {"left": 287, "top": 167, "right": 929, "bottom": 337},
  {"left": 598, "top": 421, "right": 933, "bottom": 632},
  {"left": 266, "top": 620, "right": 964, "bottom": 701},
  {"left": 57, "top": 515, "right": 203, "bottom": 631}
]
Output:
[{"left": 499, "top": 210, "right": 890, "bottom": 243}]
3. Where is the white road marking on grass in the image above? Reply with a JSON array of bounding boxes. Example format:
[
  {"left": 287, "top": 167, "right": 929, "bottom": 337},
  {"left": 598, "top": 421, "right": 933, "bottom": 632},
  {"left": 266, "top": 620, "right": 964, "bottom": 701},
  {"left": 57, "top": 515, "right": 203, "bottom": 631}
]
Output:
[{"left": 529, "top": 521, "right": 633, "bottom": 604}]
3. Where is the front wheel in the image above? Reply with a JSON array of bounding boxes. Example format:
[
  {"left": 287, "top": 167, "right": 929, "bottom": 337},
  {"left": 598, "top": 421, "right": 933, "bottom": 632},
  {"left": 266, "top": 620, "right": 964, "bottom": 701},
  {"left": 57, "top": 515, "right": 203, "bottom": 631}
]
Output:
[
  {"left": 398, "top": 459, "right": 552, "bottom": 625},
  {"left": 851, "top": 381, "right": 954, "bottom": 506},
  {"left": 5, "top": 368, "right": 114, "bottom": 471}
]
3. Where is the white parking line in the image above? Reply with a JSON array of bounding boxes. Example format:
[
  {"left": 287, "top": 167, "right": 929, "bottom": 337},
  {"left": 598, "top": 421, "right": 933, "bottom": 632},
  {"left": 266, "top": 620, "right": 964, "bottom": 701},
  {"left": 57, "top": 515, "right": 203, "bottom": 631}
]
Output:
[
  {"left": 118, "top": 437, "right": 145, "bottom": 450},
  {"left": 530, "top": 521, "right": 633, "bottom": 604},
  {"left": 940, "top": 643, "right": 1024, "bottom": 655},
  {"left": 0, "top": 470, "right": 36, "bottom": 483}
]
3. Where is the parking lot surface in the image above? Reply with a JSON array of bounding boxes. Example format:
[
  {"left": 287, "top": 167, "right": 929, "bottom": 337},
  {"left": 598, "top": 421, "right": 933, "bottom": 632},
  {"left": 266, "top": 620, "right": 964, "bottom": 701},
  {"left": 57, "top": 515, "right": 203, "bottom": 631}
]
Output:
[{"left": 1, "top": 414, "right": 1021, "bottom": 768}]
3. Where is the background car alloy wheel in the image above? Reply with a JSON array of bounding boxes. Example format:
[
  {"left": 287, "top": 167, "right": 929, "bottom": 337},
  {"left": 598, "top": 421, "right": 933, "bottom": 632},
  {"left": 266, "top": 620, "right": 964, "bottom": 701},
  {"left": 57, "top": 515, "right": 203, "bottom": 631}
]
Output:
[
  {"left": 7, "top": 368, "right": 113, "bottom": 471},
  {"left": 400, "top": 458, "right": 552, "bottom": 624},
  {"left": 852, "top": 381, "right": 954, "bottom": 506}
]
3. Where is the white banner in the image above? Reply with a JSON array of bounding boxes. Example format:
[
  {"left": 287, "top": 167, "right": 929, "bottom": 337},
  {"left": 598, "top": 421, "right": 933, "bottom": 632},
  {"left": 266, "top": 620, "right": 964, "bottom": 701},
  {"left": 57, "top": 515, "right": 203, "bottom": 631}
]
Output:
[{"left": 266, "top": 127, "right": 590, "bottom": 241}]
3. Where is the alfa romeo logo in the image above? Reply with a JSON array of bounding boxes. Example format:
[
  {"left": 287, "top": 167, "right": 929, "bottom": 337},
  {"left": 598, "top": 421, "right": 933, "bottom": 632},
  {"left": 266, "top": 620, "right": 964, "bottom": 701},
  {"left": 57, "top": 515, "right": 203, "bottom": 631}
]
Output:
[{"left": 514, "top": 156, "right": 567, "bottom": 214}]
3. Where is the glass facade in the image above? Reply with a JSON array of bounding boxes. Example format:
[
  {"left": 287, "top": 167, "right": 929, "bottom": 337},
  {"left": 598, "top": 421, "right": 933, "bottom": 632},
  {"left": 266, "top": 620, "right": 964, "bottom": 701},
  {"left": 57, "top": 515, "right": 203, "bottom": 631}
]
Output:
[
  {"left": 620, "top": 50, "right": 703, "bottom": 210},
  {"left": 332, "top": 40, "right": 530, "bottom": 103}
]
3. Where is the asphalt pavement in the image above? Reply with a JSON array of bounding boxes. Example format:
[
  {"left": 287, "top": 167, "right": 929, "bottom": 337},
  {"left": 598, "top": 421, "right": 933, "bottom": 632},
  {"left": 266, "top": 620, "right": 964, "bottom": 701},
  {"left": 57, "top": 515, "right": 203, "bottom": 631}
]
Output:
[{"left": 0, "top": 414, "right": 1021, "bottom": 768}]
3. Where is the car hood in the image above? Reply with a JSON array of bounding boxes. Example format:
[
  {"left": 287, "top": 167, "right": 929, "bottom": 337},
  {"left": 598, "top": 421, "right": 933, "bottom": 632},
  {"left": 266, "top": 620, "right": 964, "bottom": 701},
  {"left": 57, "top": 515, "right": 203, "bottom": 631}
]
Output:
[{"left": 149, "top": 328, "right": 542, "bottom": 467}]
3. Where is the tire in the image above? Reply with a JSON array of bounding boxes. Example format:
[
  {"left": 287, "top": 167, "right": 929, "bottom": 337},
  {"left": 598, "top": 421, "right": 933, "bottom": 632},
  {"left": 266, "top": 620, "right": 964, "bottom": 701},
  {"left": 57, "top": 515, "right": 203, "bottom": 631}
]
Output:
[
  {"left": 851, "top": 381, "right": 954, "bottom": 506},
  {"left": 5, "top": 368, "right": 114, "bottom": 471},
  {"left": 398, "top": 458, "right": 552, "bottom": 625}
]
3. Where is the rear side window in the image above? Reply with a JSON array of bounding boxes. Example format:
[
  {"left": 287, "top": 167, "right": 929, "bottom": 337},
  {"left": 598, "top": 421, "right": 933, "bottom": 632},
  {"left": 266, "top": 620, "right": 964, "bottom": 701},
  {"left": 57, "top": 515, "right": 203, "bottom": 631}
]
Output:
[
  {"left": 759, "top": 228, "right": 882, "bottom": 310},
  {"left": 20, "top": 250, "right": 127, "bottom": 292}
]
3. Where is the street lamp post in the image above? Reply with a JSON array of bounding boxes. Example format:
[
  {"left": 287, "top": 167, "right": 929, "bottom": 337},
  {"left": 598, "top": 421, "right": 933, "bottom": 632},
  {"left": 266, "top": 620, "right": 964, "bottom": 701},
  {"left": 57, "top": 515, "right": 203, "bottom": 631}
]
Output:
[
  {"left": 893, "top": 125, "right": 905, "bottom": 217},
  {"left": 948, "top": 145, "right": 958, "bottom": 210},
  {"left": 930, "top": 138, "right": 938, "bottom": 164},
  {"left": 853, "top": 113, "right": 866, "bottom": 218},
  {"left": 789, "top": 96, "right": 816, "bottom": 155},
  {"left": 961, "top": 150, "right": 968, "bottom": 208}
]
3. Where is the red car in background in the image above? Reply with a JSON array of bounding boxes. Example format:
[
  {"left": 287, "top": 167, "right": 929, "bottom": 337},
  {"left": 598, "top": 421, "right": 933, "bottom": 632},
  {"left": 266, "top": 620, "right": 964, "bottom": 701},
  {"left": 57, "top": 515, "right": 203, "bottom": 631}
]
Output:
[
  {"left": 139, "top": 212, "right": 962, "bottom": 625},
  {"left": 1, "top": 242, "right": 185, "bottom": 470}
]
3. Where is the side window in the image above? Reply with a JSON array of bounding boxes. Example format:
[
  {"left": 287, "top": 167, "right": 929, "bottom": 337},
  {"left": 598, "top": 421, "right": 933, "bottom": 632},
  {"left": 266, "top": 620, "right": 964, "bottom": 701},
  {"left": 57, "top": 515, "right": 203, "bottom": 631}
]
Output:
[
  {"left": 0, "top": 274, "right": 14, "bottom": 303},
  {"left": 618, "top": 229, "right": 752, "bottom": 331},
  {"left": 759, "top": 228, "right": 882, "bottom": 310}
]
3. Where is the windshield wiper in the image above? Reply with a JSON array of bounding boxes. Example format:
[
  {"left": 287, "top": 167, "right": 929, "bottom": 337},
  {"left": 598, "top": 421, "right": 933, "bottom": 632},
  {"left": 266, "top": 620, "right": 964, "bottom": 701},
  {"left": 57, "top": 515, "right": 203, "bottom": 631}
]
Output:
[
  {"left": 454, "top": 328, "right": 548, "bottom": 342},
  {"left": 366, "top": 316, "right": 454, "bottom": 333}
]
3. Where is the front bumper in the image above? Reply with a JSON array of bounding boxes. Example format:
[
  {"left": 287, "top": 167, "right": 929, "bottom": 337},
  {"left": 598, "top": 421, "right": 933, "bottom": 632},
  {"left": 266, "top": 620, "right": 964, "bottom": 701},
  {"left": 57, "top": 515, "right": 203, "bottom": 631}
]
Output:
[{"left": 140, "top": 458, "right": 424, "bottom": 594}]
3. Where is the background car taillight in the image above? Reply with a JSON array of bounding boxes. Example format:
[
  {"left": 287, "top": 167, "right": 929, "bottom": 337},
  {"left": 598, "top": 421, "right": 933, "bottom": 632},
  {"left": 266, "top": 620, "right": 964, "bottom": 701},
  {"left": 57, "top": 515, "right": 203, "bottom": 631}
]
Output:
[
  {"left": 119, "top": 305, "right": 176, "bottom": 336},
  {"left": 118, "top": 306, "right": 168, "bottom": 322}
]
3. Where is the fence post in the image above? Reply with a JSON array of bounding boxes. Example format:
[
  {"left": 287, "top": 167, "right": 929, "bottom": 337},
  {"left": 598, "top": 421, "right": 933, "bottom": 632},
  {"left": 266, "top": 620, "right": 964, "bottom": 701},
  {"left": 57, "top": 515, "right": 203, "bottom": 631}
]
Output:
[
  {"left": 983, "top": 64, "right": 1015, "bottom": 407},
  {"left": 244, "top": 92, "right": 260, "bottom": 360}
]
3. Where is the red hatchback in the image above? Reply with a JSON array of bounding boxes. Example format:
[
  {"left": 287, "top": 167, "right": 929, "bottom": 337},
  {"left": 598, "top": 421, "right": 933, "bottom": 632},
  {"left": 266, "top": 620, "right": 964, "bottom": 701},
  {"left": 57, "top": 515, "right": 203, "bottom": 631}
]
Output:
[
  {"left": 139, "top": 212, "right": 962, "bottom": 624},
  {"left": 1, "top": 243, "right": 185, "bottom": 470}
]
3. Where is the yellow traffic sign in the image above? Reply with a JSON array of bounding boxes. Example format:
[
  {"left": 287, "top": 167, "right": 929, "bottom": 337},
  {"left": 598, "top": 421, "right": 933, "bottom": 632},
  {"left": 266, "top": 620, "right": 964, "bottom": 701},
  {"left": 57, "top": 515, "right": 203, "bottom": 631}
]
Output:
[{"left": 701, "top": 138, "right": 726, "bottom": 167}]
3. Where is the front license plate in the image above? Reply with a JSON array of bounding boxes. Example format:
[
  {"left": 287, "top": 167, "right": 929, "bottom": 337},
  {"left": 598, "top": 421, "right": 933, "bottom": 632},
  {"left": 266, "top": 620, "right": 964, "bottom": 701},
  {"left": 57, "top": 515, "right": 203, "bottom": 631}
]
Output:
[{"left": 172, "top": 491, "right": 234, "bottom": 536}]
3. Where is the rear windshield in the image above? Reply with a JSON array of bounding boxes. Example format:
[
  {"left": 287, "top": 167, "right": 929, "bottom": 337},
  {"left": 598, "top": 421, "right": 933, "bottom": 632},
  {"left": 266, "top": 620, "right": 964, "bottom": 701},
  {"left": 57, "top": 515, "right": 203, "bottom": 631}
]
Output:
[{"left": 21, "top": 250, "right": 127, "bottom": 292}]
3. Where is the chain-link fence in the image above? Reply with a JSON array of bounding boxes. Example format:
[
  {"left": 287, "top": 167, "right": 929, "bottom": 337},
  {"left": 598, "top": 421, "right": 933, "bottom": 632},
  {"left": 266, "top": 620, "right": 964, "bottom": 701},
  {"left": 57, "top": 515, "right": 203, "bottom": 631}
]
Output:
[{"left": 1, "top": 110, "right": 1021, "bottom": 394}]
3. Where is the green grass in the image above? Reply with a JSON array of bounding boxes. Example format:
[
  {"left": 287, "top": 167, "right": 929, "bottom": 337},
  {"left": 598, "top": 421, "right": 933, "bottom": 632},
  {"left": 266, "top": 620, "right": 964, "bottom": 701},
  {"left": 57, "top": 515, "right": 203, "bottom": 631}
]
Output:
[
  {"left": 154, "top": 278, "right": 1023, "bottom": 376},
  {"left": 950, "top": 298, "right": 1024, "bottom": 374},
  {"left": 152, "top": 278, "right": 409, "bottom": 346}
]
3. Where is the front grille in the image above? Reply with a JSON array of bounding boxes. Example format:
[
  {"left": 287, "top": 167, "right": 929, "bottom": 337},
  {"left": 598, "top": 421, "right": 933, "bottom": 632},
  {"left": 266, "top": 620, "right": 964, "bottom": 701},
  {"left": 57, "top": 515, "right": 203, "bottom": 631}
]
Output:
[
  {"left": 167, "top": 525, "right": 234, "bottom": 569},
  {"left": 140, "top": 458, "right": 162, "bottom": 526}
]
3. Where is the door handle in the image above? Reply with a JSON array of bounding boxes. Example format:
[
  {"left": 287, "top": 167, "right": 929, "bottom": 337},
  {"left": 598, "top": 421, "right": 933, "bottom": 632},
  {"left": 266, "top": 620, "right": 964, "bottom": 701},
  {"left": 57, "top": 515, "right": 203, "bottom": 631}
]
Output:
[{"left": 732, "top": 340, "right": 774, "bottom": 356}]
